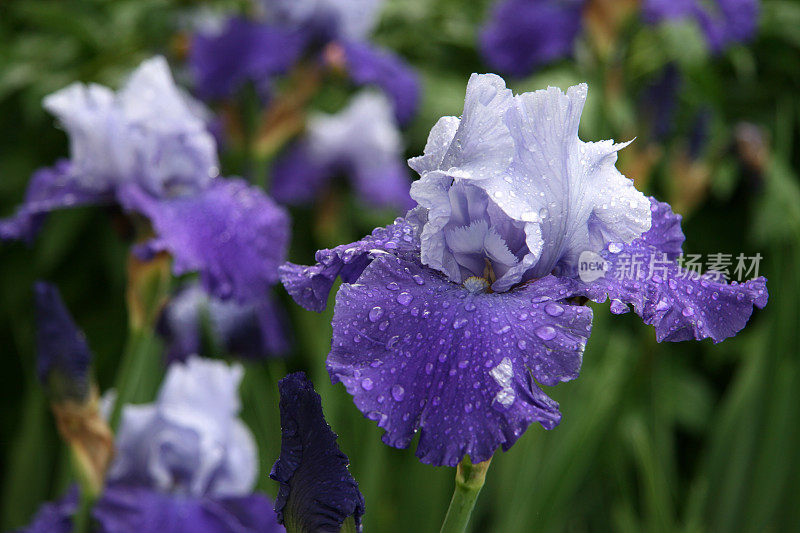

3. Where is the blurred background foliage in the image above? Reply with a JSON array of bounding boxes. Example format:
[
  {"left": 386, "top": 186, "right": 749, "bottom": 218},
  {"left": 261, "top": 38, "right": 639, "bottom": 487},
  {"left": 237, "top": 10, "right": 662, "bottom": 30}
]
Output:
[{"left": 1, "top": 0, "right": 799, "bottom": 531}]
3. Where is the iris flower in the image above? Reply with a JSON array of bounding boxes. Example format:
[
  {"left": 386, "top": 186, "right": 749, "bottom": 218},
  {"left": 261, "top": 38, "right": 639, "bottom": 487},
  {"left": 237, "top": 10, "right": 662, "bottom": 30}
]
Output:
[
  {"left": 0, "top": 57, "right": 289, "bottom": 306},
  {"left": 280, "top": 74, "right": 767, "bottom": 467}
]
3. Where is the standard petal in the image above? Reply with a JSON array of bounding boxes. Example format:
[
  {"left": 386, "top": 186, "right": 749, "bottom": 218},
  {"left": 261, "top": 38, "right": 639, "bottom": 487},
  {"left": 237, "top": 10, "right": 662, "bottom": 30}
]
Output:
[
  {"left": 572, "top": 199, "right": 767, "bottom": 343},
  {"left": 342, "top": 41, "right": 420, "bottom": 124},
  {"left": 0, "top": 160, "right": 112, "bottom": 242},
  {"left": 119, "top": 179, "right": 289, "bottom": 304},
  {"left": 280, "top": 217, "right": 420, "bottom": 312},
  {"left": 270, "top": 372, "right": 364, "bottom": 532},
  {"left": 93, "top": 486, "right": 282, "bottom": 533},
  {"left": 327, "top": 255, "right": 592, "bottom": 467}
]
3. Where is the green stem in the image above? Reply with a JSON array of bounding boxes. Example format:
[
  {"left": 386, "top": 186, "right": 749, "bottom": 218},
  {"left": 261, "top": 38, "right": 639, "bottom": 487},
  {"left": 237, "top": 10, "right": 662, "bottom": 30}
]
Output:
[
  {"left": 439, "top": 456, "right": 493, "bottom": 533},
  {"left": 109, "top": 327, "right": 159, "bottom": 430}
]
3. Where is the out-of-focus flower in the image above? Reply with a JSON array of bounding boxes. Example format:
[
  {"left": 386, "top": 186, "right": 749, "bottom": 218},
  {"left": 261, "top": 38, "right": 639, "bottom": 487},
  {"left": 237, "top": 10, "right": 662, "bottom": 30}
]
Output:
[
  {"left": 189, "top": 0, "right": 419, "bottom": 124},
  {"left": 270, "top": 372, "right": 365, "bottom": 532},
  {"left": 1, "top": 57, "right": 290, "bottom": 306},
  {"left": 281, "top": 74, "right": 767, "bottom": 467},
  {"left": 480, "top": 0, "right": 586, "bottom": 77},
  {"left": 158, "top": 282, "right": 289, "bottom": 361},
  {"left": 272, "top": 91, "right": 413, "bottom": 210},
  {"left": 94, "top": 356, "right": 283, "bottom": 532},
  {"left": 643, "top": 0, "right": 760, "bottom": 52}
]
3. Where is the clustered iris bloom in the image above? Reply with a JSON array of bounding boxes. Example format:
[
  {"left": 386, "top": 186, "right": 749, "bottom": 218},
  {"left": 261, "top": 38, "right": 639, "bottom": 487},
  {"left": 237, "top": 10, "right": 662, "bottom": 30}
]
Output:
[
  {"left": 281, "top": 74, "right": 768, "bottom": 467},
  {"left": 271, "top": 91, "right": 413, "bottom": 210},
  {"left": 190, "top": 0, "right": 419, "bottom": 125},
  {"left": 0, "top": 57, "right": 290, "bottom": 312}
]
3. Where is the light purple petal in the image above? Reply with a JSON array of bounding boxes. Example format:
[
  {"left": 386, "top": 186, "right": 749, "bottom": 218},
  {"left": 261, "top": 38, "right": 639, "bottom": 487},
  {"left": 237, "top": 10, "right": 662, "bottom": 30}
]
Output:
[
  {"left": 480, "top": 0, "right": 585, "bottom": 77},
  {"left": 280, "top": 217, "right": 419, "bottom": 312},
  {"left": 0, "top": 160, "right": 112, "bottom": 242},
  {"left": 94, "top": 486, "right": 283, "bottom": 533},
  {"left": 119, "top": 179, "right": 290, "bottom": 303},
  {"left": 107, "top": 357, "right": 258, "bottom": 498},
  {"left": 327, "top": 254, "right": 592, "bottom": 467},
  {"left": 409, "top": 75, "right": 652, "bottom": 291},
  {"left": 44, "top": 57, "right": 218, "bottom": 197},
  {"left": 264, "top": 0, "right": 383, "bottom": 42},
  {"left": 342, "top": 41, "right": 420, "bottom": 125}
]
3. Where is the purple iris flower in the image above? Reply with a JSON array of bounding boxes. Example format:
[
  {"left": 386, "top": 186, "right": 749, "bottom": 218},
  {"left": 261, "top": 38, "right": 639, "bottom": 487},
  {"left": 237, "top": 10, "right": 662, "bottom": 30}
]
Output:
[
  {"left": 189, "top": 0, "right": 419, "bottom": 124},
  {"left": 94, "top": 356, "right": 284, "bottom": 532},
  {"left": 480, "top": 0, "right": 586, "bottom": 77},
  {"left": 34, "top": 282, "right": 92, "bottom": 402},
  {"left": 280, "top": 74, "right": 768, "bottom": 467},
  {"left": 158, "top": 282, "right": 289, "bottom": 361},
  {"left": 271, "top": 91, "right": 413, "bottom": 210},
  {"left": 643, "top": 0, "right": 760, "bottom": 52},
  {"left": 270, "top": 372, "right": 365, "bottom": 532},
  {"left": 0, "top": 57, "right": 290, "bottom": 305}
]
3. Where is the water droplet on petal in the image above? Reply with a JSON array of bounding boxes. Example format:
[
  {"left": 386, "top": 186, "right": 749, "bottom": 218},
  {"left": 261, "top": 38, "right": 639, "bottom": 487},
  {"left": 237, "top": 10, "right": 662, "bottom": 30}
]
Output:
[
  {"left": 397, "top": 292, "right": 413, "bottom": 305},
  {"left": 369, "top": 306, "right": 384, "bottom": 322},
  {"left": 535, "top": 326, "right": 556, "bottom": 340},
  {"left": 391, "top": 385, "right": 405, "bottom": 401},
  {"left": 361, "top": 378, "right": 374, "bottom": 390},
  {"left": 545, "top": 302, "right": 564, "bottom": 316}
]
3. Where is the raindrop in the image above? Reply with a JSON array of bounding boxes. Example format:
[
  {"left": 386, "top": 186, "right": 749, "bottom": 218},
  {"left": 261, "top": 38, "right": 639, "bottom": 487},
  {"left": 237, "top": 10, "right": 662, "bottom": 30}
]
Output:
[
  {"left": 545, "top": 302, "right": 564, "bottom": 316},
  {"left": 369, "top": 306, "right": 384, "bottom": 322},
  {"left": 535, "top": 326, "right": 556, "bottom": 340},
  {"left": 361, "top": 378, "right": 374, "bottom": 391},
  {"left": 391, "top": 385, "right": 405, "bottom": 401},
  {"left": 397, "top": 292, "right": 413, "bottom": 305}
]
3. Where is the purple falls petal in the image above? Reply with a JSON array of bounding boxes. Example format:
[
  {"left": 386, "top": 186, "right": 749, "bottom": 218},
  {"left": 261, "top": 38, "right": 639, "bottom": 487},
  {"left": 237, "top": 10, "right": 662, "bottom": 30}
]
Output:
[
  {"left": 279, "top": 217, "right": 420, "bottom": 312},
  {"left": 190, "top": 17, "right": 307, "bottom": 100},
  {"left": 0, "top": 160, "right": 112, "bottom": 242},
  {"left": 15, "top": 486, "right": 79, "bottom": 533},
  {"left": 327, "top": 255, "right": 592, "bottom": 467},
  {"left": 480, "top": 0, "right": 586, "bottom": 77},
  {"left": 342, "top": 41, "right": 420, "bottom": 125},
  {"left": 572, "top": 198, "right": 767, "bottom": 343},
  {"left": 270, "top": 372, "right": 364, "bottom": 532},
  {"left": 34, "top": 281, "right": 92, "bottom": 401},
  {"left": 118, "top": 179, "right": 290, "bottom": 304},
  {"left": 93, "top": 485, "right": 283, "bottom": 533}
]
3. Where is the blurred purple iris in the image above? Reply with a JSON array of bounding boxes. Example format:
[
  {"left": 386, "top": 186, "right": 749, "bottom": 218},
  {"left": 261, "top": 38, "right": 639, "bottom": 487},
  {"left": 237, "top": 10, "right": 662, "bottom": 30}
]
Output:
[
  {"left": 643, "top": 0, "right": 760, "bottom": 52},
  {"left": 480, "top": 0, "right": 586, "bottom": 77},
  {"left": 270, "top": 372, "right": 365, "bottom": 532},
  {"left": 0, "top": 57, "right": 290, "bottom": 307},
  {"left": 280, "top": 74, "right": 767, "bottom": 467},
  {"left": 189, "top": 0, "right": 419, "bottom": 124},
  {"left": 271, "top": 91, "right": 413, "bottom": 210}
]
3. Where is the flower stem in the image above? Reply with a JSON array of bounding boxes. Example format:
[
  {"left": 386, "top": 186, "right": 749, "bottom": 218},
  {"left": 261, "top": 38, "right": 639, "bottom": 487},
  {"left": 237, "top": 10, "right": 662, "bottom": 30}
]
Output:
[{"left": 439, "top": 456, "right": 493, "bottom": 533}]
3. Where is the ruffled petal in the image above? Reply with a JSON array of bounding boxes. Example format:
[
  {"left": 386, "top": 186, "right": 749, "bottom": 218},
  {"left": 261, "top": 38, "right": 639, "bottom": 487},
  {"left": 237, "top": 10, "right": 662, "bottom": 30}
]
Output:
[
  {"left": 327, "top": 255, "right": 592, "bottom": 467},
  {"left": 342, "top": 41, "right": 420, "bottom": 125},
  {"left": 280, "top": 217, "right": 419, "bottom": 312},
  {"left": 480, "top": 0, "right": 585, "bottom": 77},
  {"left": 34, "top": 281, "right": 93, "bottom": 402},
  {"left": 119, "top": 179, "right": 290, "bottom": 304},
  {"left": 571, "top": 199, "right": 767, "bottom": 343},
  {"left": 0, "top": 160, "right": 112, "bottom": 242},
  {"left": 270, "top": 372, "right": 364, "bottom": 532},
  {"left": 190, "top": 17, "right": 307, "bottom": 100},
  {"left": 93, "top": 485, "right": 282, "bottom": 533},
  {"left": 264, "top": 0, "right": 382, "bottom": 42}
]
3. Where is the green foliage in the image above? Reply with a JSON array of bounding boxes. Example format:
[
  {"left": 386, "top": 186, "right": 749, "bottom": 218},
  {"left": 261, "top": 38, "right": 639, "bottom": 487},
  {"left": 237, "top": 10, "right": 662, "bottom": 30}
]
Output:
[{"left": 1, "top": 0, "right": 798, "bottom": 531}]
